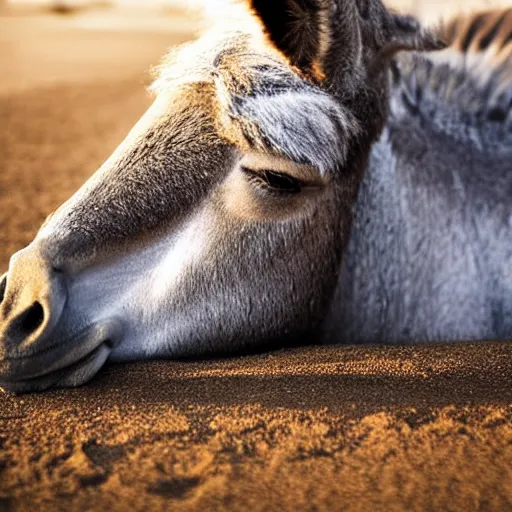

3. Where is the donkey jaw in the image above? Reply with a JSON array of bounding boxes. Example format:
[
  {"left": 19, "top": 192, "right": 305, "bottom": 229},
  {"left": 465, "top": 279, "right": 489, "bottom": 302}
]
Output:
[{"left": 0, "top": 318, "right": 124, "bottom": 393}]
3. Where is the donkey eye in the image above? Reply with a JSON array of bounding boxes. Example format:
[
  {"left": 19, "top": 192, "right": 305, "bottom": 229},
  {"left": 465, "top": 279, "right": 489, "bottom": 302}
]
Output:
[{"left": 241, "top": 167, "right": 302, "bottom": 194}]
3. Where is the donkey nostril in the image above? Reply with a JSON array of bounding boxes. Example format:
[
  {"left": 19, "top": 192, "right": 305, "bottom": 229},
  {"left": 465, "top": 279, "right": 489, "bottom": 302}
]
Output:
[
  {"left": 21, "top": 302, "right": 45, "bottom": 334},
  {"left": 6, "top": 301, "right": 45, "bottom": 342},
  {"left": 0, "top": 275, "right": 6, "bottom": 305}
]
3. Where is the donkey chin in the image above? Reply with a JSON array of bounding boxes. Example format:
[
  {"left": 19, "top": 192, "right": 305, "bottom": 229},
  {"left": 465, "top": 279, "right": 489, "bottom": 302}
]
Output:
[{"left": 0, "top": 247, "right": 124, "bottom": 393}]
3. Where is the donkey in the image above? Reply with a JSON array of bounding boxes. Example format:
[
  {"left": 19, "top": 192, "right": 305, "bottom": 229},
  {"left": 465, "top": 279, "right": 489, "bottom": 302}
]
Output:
[{"left": 0, "top": 0, "right": 468, "bottom": 393}]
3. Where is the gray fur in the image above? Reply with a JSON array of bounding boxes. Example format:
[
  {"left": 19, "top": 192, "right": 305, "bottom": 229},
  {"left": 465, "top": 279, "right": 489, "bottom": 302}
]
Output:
[{"left": 325, "top": 13, "right": 512, "bottom": 343}]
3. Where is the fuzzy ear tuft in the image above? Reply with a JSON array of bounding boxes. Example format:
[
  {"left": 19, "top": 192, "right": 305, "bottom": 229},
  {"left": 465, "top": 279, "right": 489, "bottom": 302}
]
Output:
[
  {"left": 369, "top": 13, "right": 445, "bottom": 77},
  {"left": 247, "top": 0, "right": 328, "bottom": 76},
  {"left": 387, "top": 14, "right": 446, "bottom": 53}
]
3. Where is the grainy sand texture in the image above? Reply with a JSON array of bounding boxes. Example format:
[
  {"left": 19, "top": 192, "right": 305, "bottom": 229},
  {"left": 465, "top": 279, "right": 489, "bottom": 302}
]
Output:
[{"left": 1, "top": 5, "right": 512, "bottom": 511}]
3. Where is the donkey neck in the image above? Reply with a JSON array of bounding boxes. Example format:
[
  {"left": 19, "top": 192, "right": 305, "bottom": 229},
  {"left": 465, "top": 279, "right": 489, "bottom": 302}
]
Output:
[{"left": 322, "top": 53, "right": 512, "bottom": 345}]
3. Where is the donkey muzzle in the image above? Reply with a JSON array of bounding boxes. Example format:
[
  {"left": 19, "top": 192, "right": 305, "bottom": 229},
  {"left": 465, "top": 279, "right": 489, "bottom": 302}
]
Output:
[
  {"left": 0, "top": 245, "right": 123, "bottom": 392},
  {"left": 0, "top": 245, "right": 68, "bottom": 355}
]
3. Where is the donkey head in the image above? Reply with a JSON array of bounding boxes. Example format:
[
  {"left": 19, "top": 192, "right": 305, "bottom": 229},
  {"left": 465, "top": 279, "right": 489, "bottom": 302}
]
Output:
[{"left": 0, "top": 0, "right": 440, "bottom": 392}]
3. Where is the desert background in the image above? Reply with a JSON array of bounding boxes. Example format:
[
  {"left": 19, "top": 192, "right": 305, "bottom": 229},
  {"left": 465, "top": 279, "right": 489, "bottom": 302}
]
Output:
[{"left": 1, "top": 1, "right": 512, "bottom": 510}]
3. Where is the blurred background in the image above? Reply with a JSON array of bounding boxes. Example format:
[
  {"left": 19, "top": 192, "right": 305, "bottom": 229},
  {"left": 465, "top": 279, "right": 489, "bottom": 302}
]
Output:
[
  {"left": 1, "top": 0, "right": 512, "bottom": 94},
  {"left": 3, "top": 0, "right": 512, "bottom": 24}
]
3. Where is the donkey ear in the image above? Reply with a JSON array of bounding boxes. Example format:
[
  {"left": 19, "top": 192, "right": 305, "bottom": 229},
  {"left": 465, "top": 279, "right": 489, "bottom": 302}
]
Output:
[
  {"left": 247, "top": 0, "right": 328, "bottom": 75},
  {"left": 383, "top": 13, "right": 445, "bottom": 55},
  {"left": 367, "top": 13, "right": 445, "bottom": 77}
]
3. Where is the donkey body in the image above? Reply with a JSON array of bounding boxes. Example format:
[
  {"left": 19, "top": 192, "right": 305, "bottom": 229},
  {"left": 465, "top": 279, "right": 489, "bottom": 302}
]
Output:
[
  {"left": 327, "top": 10, "right": 512, "bottom": 344},
  {"left": 0, "top": 2, "right": 509, "bottom": 392}
]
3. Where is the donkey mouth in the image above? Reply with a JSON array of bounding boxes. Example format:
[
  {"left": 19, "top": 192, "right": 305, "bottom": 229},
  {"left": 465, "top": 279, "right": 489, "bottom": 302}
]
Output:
[{"left": 0, "top": 318, "right": 123, "bottom": 393}]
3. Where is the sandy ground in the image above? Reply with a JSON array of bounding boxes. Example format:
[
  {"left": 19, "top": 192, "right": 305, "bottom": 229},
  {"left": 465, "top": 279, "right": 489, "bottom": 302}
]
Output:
[{"left": 1, "top": 7, "right": 512, "bottom": 512}]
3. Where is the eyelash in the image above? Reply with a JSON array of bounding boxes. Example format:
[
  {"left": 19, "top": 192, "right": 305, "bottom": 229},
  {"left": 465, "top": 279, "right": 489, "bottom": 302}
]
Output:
[{"left": 241, "top": 167, "right": 302, "bottom": 194}]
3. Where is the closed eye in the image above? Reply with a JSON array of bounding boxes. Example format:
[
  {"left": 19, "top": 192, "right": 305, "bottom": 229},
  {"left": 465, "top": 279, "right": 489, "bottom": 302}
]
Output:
[{"left": 241, "top": 166, "right": 302, "bottom": 194}]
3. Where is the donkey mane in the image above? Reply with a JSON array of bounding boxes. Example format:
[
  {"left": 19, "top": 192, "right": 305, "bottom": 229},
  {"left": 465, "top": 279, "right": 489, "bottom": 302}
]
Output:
[{"left": 391, "top": 9, "right": 512, "bottom": 151}]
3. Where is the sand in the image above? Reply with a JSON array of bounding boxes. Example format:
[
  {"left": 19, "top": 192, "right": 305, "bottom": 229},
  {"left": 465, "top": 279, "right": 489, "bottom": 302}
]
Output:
[
  {"left": 1, "top": 9, "right": 512, "bottom": 512},
  {"left": 2, "top": 344, "right": 512, "bottom": 511}
]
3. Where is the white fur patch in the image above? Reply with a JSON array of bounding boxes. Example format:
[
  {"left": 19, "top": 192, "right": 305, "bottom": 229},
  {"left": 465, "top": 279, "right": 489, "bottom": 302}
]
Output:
[
  {"left": 222, "top": 88, "right": 359, "bottom": 174},
  {"left": 150, "top": 217, "right": 207, "bottom": 301}
]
